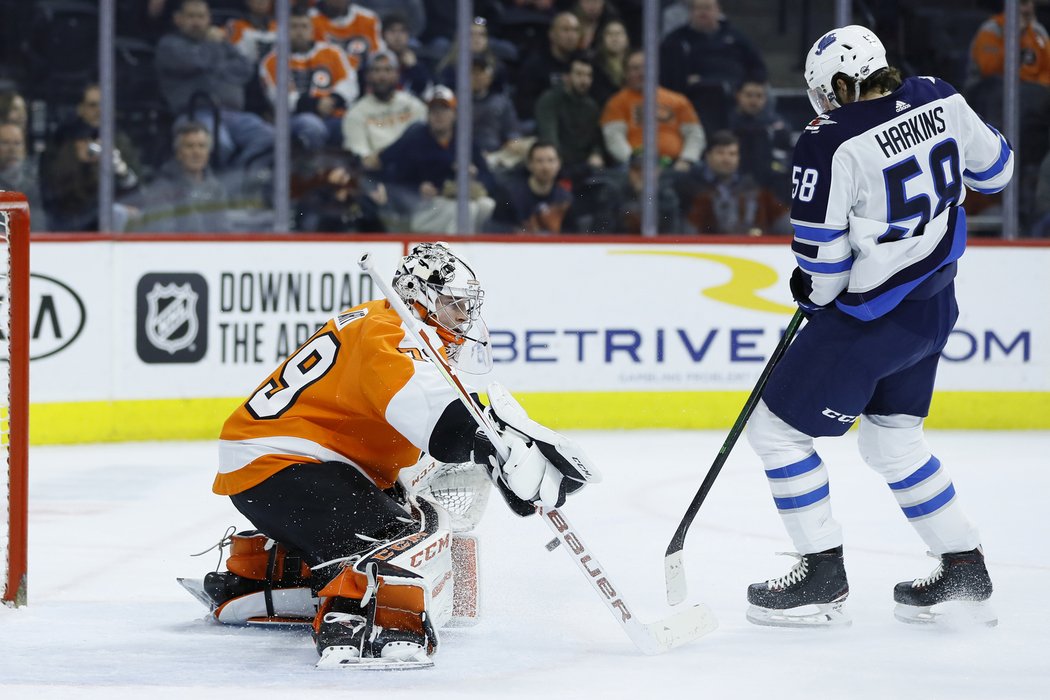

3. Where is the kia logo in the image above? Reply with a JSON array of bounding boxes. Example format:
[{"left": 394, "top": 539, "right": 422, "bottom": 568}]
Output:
[{"left": 27, "top": 273, "right": 87, "bottom": 360}]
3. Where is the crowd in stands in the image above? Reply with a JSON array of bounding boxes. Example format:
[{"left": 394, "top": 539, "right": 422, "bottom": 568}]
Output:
[{"left": 0, "top": 0, "right": 1047, "bottom": 236}]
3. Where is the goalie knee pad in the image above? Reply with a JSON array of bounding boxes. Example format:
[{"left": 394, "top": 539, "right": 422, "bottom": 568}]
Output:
[{"left": 206, "top": 530, "right": 316, "bottom": 625}]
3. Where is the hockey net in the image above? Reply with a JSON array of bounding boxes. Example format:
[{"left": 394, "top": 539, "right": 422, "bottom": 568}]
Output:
[{"left": 0, "top": 191, "right": 29, "bottom": 607}]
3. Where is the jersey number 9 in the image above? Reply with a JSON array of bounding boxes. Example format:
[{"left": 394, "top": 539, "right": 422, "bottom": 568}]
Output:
[{"left": 246, "top": 332, "right": 341, "bottom": 419}]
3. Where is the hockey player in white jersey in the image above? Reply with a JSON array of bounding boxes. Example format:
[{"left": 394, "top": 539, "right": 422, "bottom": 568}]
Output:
[{"left": 744, "top": 25, "right": 1011, "bottom": 627}]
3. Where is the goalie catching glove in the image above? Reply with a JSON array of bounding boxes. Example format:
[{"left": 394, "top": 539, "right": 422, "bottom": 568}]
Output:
[{"left": 473, "top": 383, "right": 601, "bottom": 516}]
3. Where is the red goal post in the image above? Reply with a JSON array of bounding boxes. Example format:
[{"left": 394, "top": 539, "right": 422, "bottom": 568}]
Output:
[{"left": 1, "top": 191, "right": 29, "bottom": 607}]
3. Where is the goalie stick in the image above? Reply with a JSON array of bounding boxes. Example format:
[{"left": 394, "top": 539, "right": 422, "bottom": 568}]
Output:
[
  {"left": 360, "top": 253, "right": 717, "bottom": 655},
  {"left": 664, "top": 309, "right": 805, "bottom": 606}
]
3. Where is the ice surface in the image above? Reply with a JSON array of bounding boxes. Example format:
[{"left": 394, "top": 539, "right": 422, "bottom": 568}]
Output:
[{"left": 3, "top": 431, "right": 1048, "bottom": 699}]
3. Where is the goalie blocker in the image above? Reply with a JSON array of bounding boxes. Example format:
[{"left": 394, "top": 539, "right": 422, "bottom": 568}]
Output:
[{"left": 475, "top": 383, "right": 601, "bottom": 517}]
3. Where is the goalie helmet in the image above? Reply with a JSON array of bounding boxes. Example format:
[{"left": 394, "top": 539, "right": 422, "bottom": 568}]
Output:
[
  {"left": 393, "top": 242, "right": 485, "bottom": 345},
  {"left": 804, "top": 25, "right": 888, "bottom": 115}
]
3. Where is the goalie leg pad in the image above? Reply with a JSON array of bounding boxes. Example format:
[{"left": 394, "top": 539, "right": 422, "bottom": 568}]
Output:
[
  {"left": 205, "top": 530, "right": 317, "bottom": 625},
  {"left": 313, "top": 497, "right": 453, "bottom": 659}
]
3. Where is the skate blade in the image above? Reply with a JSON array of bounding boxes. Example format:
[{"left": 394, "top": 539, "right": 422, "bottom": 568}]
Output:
[
  {"left": 176, "top": 578, "right": 217, "bottom": 611},
  {"left": 245, "top": 616, "right": 313, "bottom": 630},
  {"left": 894, "top": 600, "right": 998, "bottom": 628},
  {"left": 316, "top": 646, "right": 434, "bottom": 670},
  {"left": 747, "top": 602, "right": 852, "bottom": 628}
]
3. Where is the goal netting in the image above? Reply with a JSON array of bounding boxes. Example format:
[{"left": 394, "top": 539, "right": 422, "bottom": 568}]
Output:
[{"left": 0, "top": 191, "right": 29, "bottom": 607}]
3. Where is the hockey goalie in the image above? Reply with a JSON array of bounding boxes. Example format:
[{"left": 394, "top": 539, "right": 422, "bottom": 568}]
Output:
[{"left": 183, "top": 242, "right": 598, "bottom": 669}]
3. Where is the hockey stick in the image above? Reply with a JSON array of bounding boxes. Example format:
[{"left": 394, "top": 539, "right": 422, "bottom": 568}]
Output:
[
  {"left": 360, "top": 253, "right": 716, "bottom": 655},
  {"left": 664, "top": 309, "right": 805, "bottom": 606}
]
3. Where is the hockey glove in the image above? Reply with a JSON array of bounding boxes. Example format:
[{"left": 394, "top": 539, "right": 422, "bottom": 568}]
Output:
[
  {"left": 473, "top": 430, "right": 569, "bottom": 516},
  {"left": 789, "top": 267, "right": 826, "bottom": 317},
  {"left": 472, "top": 384, "right": 601, "bottom": 517}
]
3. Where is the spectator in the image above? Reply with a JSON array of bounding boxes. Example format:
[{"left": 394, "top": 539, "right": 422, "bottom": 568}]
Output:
[
  {"left": 260, "top": 7, "right": 359, "bottom": 150},
  {"left": 589, "top": 19, "right": 630, "bottom": 108},
  {"left": 378, "top": 85, "right": 497, "bottom": 233},
  {"left": 570, "top": 0, "right": 620, "bottom": 51},
  {"left": 132, "top": 121, "right": 232, "bottom": 232},
  {"left": 535, "top": 53, "right": 605, "bottom": 179},
  {"left": 291, "top": 148, "right": 388, "bottom": 232},
  {"left": 495, "top": 140, "right": 574, "bottom": 233},
  {"left": 381, "top": 12, "right": 433, "bottom": 97},
  {"left": 342, "top": 49, "right": 427, "bottom": 168},
  {"left": 470, "top": 55, "right": 527, "bottom": 171},
  {"left": 310, "top": 0, "right": 383, "bottom": 71},
  {"left": 358, "top": 1, "right": 425, "bottom": 38},
  {"left": 40, "top": 121, "right": 139, "bottom": 232},
  {"left": 684, "top": 130, "right": 788, "bottom": 236},
  {"left": 970, "top": 0, "right": 1050, "bottom": 87},
  {"left": 55, "top": 84, "right": 143, "bottom": 182},
  {"left": 594, "top": 151, "right": 681, "bottom": 234},
  {"left": 514, "top": 12, "right": 582, "bottom": 120},
  {"left": 0, "top": 122, "right": 47, "bottom": 231},
  {"left": 156, "top": 0, "right": 275, "bottom": 169},
  {"left": 968, "top": 0, "right": 1050, "bottom": 231},
  {"left": 727, "top": 79, "right": 792, "bottom": 203},
  {"left": 0, "top": 90, "right": 27, "bottom": 133},
  {"left": 659, "top": 0, "right": 767, "bottom": 132},
  {"left": 601, "top": 50, "right": 705, "bottom": 171},
  {"left": 434, "top": 16, "right": 509, "bottom": 94},
  {"left": 225, "top": 0, "right": 276, "bottom": 63}
]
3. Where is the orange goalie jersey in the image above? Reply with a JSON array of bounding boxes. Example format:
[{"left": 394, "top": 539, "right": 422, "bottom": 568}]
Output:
[{"left": 215, "top": 299, "right": 466, "bottom": 496}]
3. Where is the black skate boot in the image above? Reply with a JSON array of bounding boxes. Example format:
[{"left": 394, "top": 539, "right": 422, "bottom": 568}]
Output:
[
  {"left": 893, "top": 548, "right": 996, "bottom": 626},
  {"left": 746, "top": 546, "right": 850, "bottom": 627},
  {"left": 314, "top": 564, "right": 436, "bottom": 669}
]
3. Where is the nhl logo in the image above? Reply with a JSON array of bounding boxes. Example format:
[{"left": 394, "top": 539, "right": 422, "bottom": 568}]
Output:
[
  {"left": 136, "top": 272, "right": 209, "bottom": 363},
  {"left": 145, "top": 282, "right": 199, "bottom": 354}
]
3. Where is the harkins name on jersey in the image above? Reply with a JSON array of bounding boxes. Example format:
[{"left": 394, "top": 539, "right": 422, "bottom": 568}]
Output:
[{"left": 874, "top": 105, "right": 947, "bottom": 158}]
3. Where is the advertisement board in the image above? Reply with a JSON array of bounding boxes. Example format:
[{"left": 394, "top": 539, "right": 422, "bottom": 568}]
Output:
[{"left": 28, "top": 237, "right": 1048, "bottom": 443}]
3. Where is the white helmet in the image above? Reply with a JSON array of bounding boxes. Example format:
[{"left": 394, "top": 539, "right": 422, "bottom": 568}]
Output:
[
  {"left": 393, "top": 242, "right": 485, "bottom": 344},
  {"left": 804, "top": 25, "right": 888, "bottom": 115}
]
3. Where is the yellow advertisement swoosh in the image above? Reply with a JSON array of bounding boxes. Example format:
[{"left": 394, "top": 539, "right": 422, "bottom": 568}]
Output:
[{"left": 611, "top": 250, "right": 796, "bottom": 314}]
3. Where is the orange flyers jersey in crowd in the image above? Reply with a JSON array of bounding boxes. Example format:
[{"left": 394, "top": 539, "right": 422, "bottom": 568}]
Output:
[
  {"left": 310, "top": 4, "right": 383, "bottom": 69},
  {"left": 260, "top": 42, "right": 360, "bottom": 110},
  {"left": 215, "top": 300, "right": 465, "bottom": 496},
  {"left": 600, "top": 87, "right": 700, "bottom": 160},
  {"left": 971, "top": 13, "right": 1050, "bottom": 86},
  {"left": 226, "top": 17, "right": 277, "bottom": 62}
]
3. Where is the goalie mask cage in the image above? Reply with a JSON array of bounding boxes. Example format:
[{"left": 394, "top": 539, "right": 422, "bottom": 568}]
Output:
[{"left": 0, "top": 192, "right": 29, "bottom": 607}]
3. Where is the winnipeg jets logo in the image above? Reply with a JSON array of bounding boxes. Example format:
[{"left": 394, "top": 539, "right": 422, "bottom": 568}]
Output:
[
  {"left": 804, "top": 115, "right": 837, "bottom": 133},
  {"left": 815, "top": 33, "right": 836, "bottom": 55},
  {"left": 895, "top": 100, "right": 911, "bottom": 113}
]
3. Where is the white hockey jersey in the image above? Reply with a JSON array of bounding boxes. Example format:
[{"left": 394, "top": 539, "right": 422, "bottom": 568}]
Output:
[{"left": 789, "top": 76, "right": 1013, "bottom": 320}]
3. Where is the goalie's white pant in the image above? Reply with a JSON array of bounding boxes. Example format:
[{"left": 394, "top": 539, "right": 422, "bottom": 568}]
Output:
[{"left": 747, "top": 401, "right": 980, "bottom": 555}]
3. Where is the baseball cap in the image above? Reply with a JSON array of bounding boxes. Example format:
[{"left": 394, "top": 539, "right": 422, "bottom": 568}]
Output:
[{"left": 424, "top": 84, "right": 457, "bottom": 109}]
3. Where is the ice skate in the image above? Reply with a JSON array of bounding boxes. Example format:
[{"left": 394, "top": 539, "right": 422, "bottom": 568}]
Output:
[
  {"left": 893, "top": 548, "right": 997, "bottom": 626},
  {"left": 746, "top": 546, "right": 851, "bottom": 627},
  {"left": 315, "top": 596, "right": 435, "bottom": 670}
]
